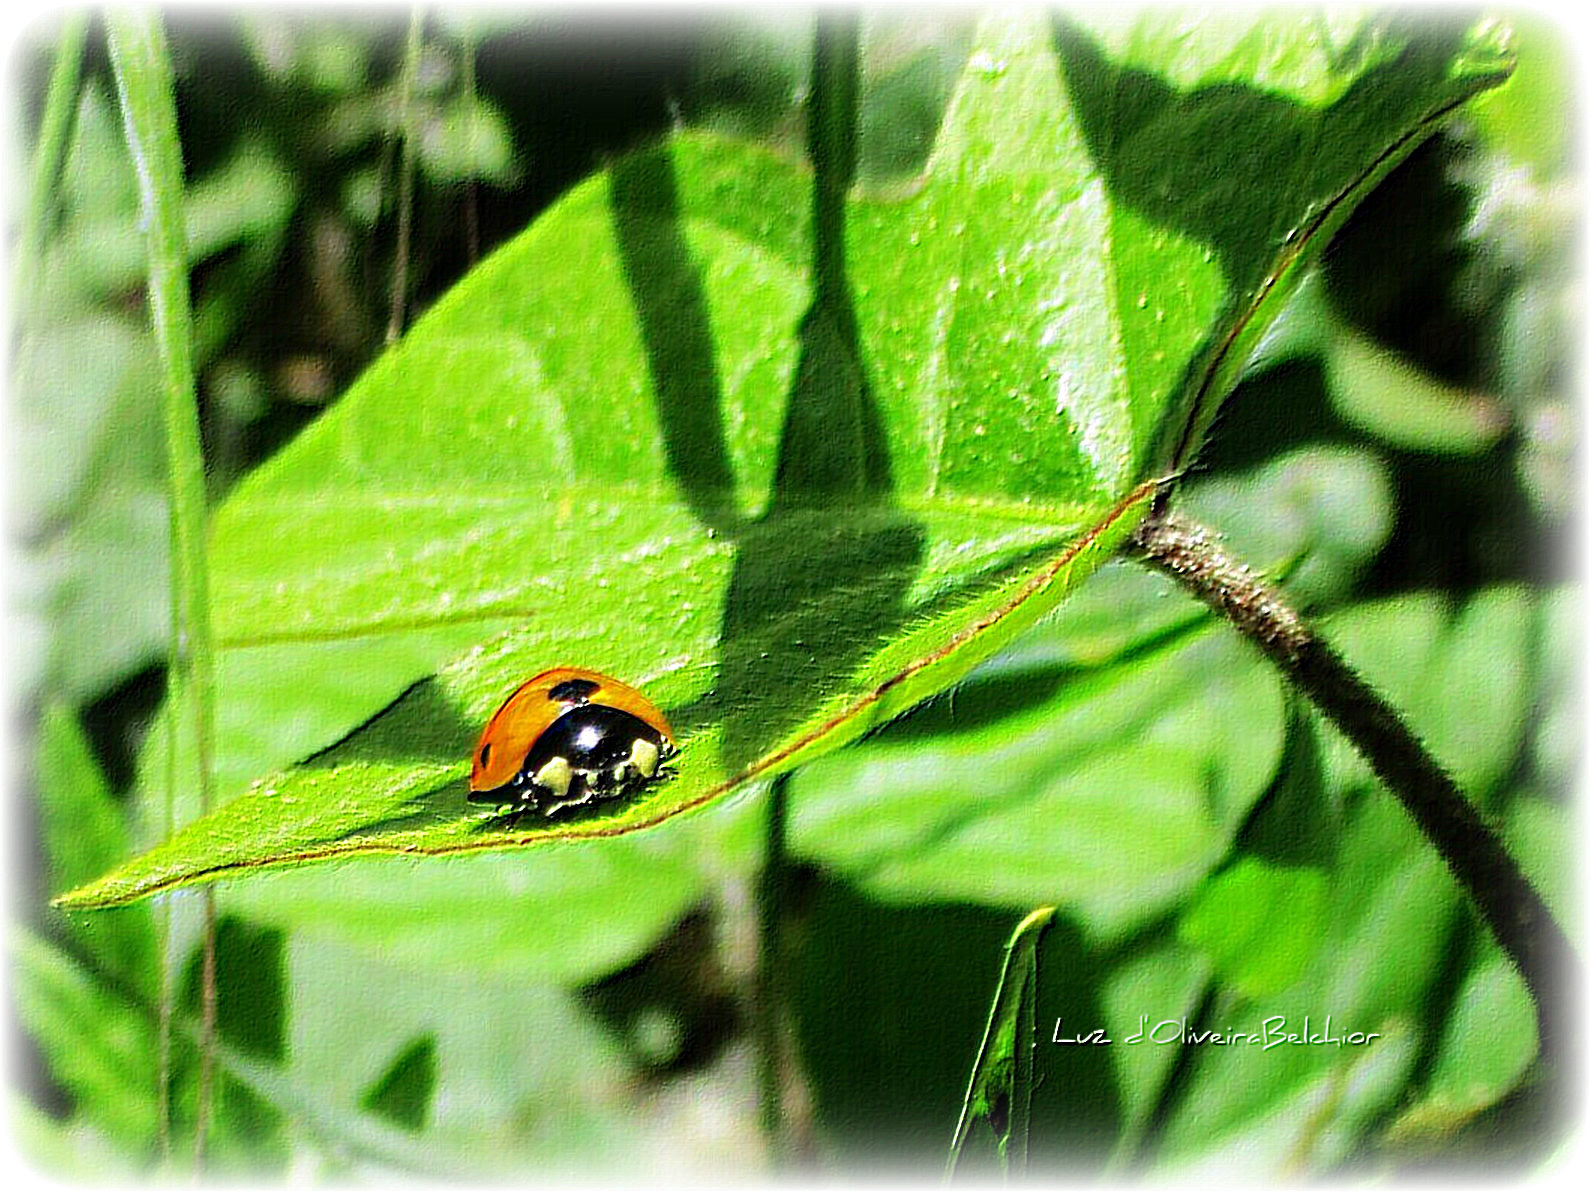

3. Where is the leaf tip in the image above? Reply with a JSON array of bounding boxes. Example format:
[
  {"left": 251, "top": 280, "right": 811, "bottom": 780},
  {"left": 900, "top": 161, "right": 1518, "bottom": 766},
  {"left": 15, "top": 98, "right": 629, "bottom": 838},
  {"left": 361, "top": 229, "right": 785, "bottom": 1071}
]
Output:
[{"left": 50, "top": 876, "right": 121, "bottom": 912}]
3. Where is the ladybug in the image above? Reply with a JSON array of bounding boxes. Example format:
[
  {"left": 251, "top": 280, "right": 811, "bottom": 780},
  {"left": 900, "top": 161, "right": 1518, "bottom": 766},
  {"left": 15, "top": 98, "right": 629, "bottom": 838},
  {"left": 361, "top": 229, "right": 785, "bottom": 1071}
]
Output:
[{"left": 468, "top": 668, "right": 675, "bottom": 818}]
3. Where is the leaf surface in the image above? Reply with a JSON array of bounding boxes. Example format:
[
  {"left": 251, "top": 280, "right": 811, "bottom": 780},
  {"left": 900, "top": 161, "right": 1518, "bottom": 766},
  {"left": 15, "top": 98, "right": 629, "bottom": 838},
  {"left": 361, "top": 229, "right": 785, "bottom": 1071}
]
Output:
[{"left": 60, "top": 11, "right": 1510, "bottom": 909}]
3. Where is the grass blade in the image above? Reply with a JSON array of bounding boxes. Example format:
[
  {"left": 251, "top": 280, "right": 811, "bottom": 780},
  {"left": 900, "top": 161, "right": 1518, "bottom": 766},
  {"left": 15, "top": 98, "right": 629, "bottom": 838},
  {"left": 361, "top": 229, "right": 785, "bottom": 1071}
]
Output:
[{"left": 947, "top": 905, "right": 1056, "bottom": 1179}]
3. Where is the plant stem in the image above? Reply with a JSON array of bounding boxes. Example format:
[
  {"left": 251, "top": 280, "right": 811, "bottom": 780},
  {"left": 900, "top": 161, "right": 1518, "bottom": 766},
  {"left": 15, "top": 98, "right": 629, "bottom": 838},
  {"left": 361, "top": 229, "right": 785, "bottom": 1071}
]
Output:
[
  {"left": 15, "top": 10, "right": 88, "bottom": 320},
  {"left": 106, "top": 10, "right": 222, "bottom": 1169},
  {"left": 387, "top": 5, "right": 423, "bottom": 343},
  {"left": 808, "top": 10, "right": 860, "bottom": 308},
  {"left": 1130, "top": 508, "right": 1573, "bottom": 1075},
  {"left": 754, "top": 774, "right": 794, "bottom": 1167}
]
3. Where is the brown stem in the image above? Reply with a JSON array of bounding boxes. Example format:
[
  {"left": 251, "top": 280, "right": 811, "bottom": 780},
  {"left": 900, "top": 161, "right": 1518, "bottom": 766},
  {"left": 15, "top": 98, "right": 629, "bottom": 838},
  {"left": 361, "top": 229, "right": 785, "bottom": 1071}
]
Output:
[
  {"left": 194, "top": 889, "right": 218, "bottom": 1173},
  {"left": 1129, "top": 508, "right": 1573, "bottom": 1077}
]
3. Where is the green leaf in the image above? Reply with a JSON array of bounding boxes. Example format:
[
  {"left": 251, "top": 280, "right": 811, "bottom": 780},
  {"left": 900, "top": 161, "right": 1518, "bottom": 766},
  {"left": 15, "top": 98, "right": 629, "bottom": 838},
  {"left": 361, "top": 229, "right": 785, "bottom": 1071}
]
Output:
[
  {"left": 361, "top": 1036, "right": 438, "bottom": 1132},
  {"left": 1179, "top": 859, "right": 1329, "bottom": 999},
  {"left": 61, "top": 11, "right": 1508, "bottom": 911},
  {"left": 1326, "top": 328, "right": 1508, "bottom": 454},
  {"left": 1145, "top": 587, "right": 1549, "bottom": 1178},
  {"left": 36, "top": 707, "right": 132, "bottom": 898},
  {"left": 35, "top": 706, "right": 156, "bottom": 986},
  {"left": 9, "top": 1090, "right": 142, "bottom": 1182},
  {"left": 211, "top": 826, "right": 714, "bottom": 983},
  {"left": 948, "top": 906, "right": 1055, "bottom": 1177},
  {"left": 788, "top": 590, "right": 1285, "bottom": 935},
  {"left": 280, "top": 932, "right": 638, "bottom": 1174},
  {"left": 11, "top": 929, "right": 161, "bottom": 1154}
]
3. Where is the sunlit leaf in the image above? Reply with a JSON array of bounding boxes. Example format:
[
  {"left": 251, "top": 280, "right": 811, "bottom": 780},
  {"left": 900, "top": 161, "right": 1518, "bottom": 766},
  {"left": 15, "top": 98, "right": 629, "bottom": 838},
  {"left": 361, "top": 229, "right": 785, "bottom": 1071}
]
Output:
[{"left": 61, "top": 10, "right": 1510, "bottom": 912}]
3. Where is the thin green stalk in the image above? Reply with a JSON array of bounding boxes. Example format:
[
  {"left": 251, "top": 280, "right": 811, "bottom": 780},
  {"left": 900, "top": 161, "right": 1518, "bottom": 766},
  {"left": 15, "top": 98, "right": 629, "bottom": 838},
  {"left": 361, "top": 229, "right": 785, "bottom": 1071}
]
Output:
[
  {"left": 459, "top": 18, "right": 481, "bottom": 265},
  {"left": 156, "top": 689, "right": 178, "bottom": 1167},
  {"left": 16, "top": 10, "right": 88, "bottom": 319},
  {"left": 748, "top": 23, "right": 866, "bottom": 1161},
  {"left": 754, "top": 774, "right": 793, "bottom": 1167},
  {"left": 808, "top": 10, "right": 860, "bottom": 308},
  {"left": 105, "top": 18, "right": 213, "bottom": 691},
  {"left": 106, "top": 10, "right": 221, "bottom": 1169},
  {"left": 387, "top": 6, "right": 424, "bottom": 343}
]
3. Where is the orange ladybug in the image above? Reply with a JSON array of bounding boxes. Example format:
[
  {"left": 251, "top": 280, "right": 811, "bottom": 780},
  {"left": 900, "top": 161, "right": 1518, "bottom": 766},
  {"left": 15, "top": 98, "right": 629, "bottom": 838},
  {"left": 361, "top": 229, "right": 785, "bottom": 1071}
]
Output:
[{"left": 468, "top": 668, "right": 675, "bottom": 817}]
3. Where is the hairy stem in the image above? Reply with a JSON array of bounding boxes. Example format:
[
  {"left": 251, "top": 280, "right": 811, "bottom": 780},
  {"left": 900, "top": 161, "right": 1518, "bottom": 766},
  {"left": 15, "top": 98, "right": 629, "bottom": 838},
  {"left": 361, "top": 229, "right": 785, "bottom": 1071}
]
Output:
[{"left": 1130, "top": 508, "right": 1573, "bottom": 1074}]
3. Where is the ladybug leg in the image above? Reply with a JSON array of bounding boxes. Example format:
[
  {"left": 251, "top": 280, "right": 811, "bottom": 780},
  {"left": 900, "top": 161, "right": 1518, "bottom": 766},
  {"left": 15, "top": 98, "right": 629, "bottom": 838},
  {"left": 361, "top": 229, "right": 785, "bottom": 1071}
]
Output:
[
  {"left": 540, "top": 773, "right": 600, "bottom": 817},
  {"left": 490, "top": 803, "right": 532, "bottom": 831}
]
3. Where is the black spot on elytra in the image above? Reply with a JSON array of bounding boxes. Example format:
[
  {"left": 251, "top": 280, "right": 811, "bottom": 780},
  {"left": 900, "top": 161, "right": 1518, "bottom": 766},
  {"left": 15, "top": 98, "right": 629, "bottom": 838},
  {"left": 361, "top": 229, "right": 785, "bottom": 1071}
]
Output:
[{"left": 548, "top": 678, "right": 600, "bottom": 704}]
